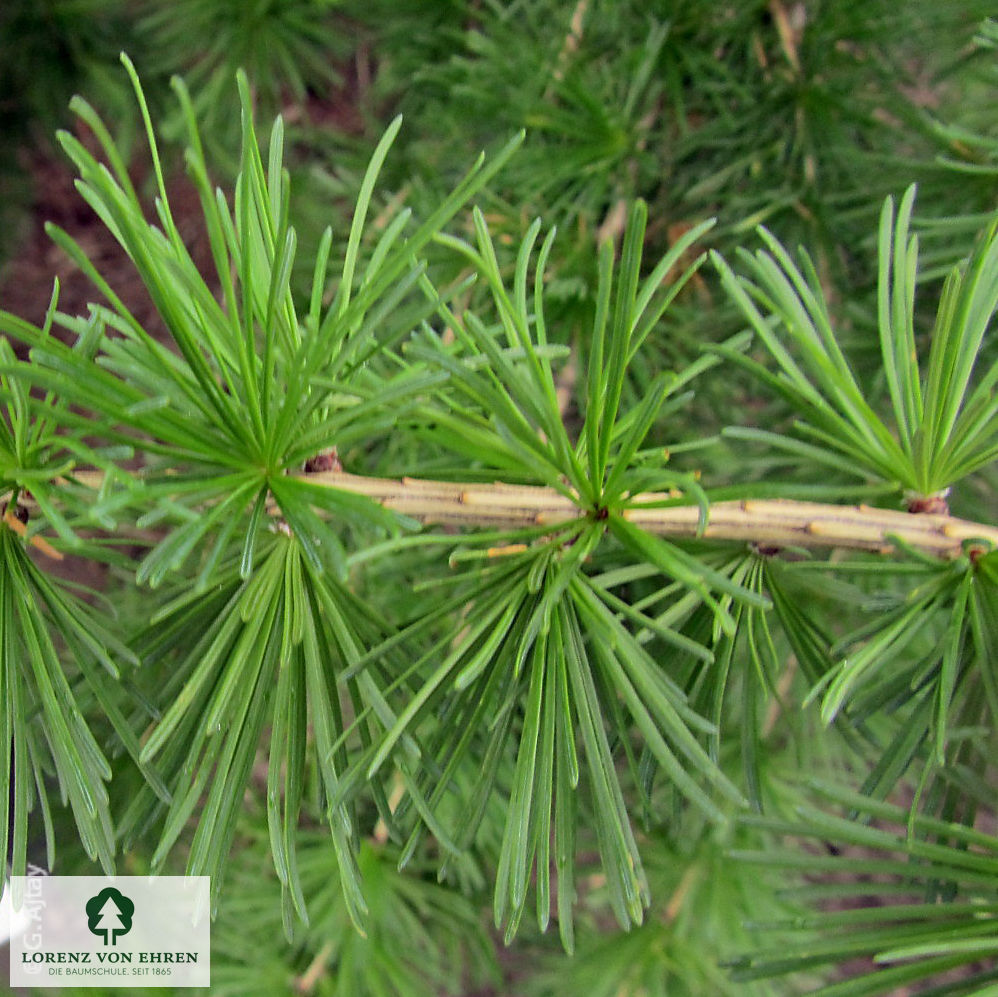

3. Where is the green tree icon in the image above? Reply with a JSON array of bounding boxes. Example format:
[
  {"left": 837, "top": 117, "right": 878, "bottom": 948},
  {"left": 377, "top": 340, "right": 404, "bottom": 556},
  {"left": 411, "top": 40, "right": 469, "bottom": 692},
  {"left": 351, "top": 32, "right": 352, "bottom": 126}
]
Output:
[{"left": 85, "top": 888, "right": 134, "bottom": 946}]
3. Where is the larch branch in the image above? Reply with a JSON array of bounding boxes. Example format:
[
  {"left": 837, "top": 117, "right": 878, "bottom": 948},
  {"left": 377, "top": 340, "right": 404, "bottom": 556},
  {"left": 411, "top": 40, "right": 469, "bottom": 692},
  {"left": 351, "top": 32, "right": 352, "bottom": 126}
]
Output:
[
  {"left": 297, "top": 470, "right": 998, "bottom": 559},
  {"left": 10, "top": 469, "right": 997, "bottom": 559}
]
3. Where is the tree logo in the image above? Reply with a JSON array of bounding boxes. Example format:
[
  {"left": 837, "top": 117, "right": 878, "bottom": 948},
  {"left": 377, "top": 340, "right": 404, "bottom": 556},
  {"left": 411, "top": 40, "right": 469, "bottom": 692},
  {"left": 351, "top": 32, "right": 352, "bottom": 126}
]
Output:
[{"left": 85, "top": 887, "right": 135, "bottom": 946}]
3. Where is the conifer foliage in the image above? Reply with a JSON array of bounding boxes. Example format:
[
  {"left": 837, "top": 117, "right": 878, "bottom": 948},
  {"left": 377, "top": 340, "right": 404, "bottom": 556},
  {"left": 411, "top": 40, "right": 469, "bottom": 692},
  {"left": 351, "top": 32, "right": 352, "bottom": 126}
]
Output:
[{"left": 1, "top": 3, "right": 997, "bottom": 994}]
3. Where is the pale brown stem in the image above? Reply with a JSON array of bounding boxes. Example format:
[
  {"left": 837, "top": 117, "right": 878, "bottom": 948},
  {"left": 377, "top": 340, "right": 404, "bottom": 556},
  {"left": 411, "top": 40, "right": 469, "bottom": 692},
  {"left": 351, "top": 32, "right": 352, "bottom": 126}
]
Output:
[
  {"left": 545, "top": 0, "right": 588, "bottom": 94},
  {"left": 663, "top": 862, "right": 700, "bottom": 924},
  {"left": 298, "top": 470, "right": 998, "bottom": 559},
  {"left": 294, "top": 940, "right": 334, "bottom": 995},
  {"left": 11, "top": 469, "right": 998, "bottom": 559}
]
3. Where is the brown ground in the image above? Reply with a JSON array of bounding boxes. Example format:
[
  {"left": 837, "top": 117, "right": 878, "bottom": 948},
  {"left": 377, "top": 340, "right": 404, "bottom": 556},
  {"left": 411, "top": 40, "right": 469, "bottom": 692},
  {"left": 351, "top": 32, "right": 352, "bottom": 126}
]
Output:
[{"left": 1, "top": 141, "right": 209, "bottom": 345}]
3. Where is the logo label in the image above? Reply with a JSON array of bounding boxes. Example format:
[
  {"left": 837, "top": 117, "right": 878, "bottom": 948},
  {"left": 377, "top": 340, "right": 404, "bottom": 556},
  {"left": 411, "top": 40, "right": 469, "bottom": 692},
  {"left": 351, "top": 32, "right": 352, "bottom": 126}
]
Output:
[
  {"left": 85, "top": 887, "right": 134, "bottom": 946},
  {"left": 7, "top": 874, "right": 210, "bottom": 988}
]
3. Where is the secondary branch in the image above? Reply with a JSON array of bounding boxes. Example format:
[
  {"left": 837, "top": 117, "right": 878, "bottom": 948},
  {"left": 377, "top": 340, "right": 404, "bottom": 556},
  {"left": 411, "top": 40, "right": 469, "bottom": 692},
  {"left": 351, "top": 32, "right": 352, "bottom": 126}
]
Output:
[
  {"left": 9, "top": 469, "right": 996, "bottom": 559},
  {"left": 298, "top": 470, "right": 998, "bottom": 559}
]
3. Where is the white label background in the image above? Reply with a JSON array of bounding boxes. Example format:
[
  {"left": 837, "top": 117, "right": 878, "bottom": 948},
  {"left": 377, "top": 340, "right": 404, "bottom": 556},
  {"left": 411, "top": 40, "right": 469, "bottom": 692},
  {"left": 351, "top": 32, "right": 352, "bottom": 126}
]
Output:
[{"left": 8, "top": 876, "right": 210, "bottom": 988}]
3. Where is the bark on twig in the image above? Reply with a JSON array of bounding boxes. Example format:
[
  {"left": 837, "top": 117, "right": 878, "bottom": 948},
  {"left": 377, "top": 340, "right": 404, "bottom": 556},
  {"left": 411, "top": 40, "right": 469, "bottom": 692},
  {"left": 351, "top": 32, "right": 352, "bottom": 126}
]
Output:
[
  {"left": 298, "top": 470, "right": 997, "bottom": 559},
  {"left": 11, "top": 469, "right": 998, "bottom": 560}
]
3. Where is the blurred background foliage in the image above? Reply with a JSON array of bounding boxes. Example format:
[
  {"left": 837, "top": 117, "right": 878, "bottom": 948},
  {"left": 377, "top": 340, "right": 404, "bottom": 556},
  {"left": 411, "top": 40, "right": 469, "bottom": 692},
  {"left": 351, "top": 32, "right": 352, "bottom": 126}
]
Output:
[
  {"left": 7, "top": 1, "right": 997, "bottom": 471},
  {"left": 1, "top": 1, "right": 996, "bottom": 995}
]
